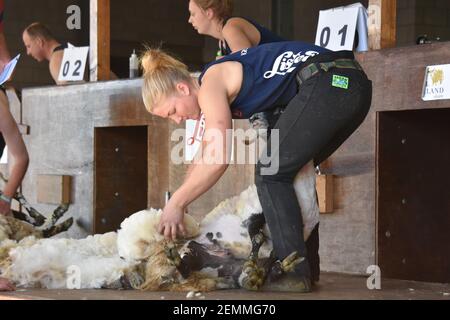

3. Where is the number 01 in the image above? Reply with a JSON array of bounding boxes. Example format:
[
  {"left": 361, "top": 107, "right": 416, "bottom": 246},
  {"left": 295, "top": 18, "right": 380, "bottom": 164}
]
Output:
[
  {"left": 320, "top": 27, "right": 331, "bottom": 47},
  {"left": 320, "top": 24, "right": 349, "bottom": 48}
]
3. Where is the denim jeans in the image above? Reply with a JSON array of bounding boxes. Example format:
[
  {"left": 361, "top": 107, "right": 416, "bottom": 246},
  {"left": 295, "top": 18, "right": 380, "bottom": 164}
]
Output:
[{"left": 256, "top": 59, "right": 372, "bottom": 278}]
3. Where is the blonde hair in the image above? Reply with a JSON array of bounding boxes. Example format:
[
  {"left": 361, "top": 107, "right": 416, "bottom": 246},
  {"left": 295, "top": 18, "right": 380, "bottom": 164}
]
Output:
[
  {"left": 193, "top": 0, "right": 234, "bottom": 21},
  {"left": 140, "top": 48, "right": 192, "bottom": 113}
]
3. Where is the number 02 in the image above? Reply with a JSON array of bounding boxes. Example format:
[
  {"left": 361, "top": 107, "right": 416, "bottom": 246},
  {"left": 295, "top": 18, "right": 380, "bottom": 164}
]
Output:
[{"left": 62, "top": 61, "right": 70, "bottom": 77}]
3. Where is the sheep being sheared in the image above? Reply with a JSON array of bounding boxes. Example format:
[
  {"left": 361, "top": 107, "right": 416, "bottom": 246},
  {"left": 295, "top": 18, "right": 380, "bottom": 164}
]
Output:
[
  {"left": 118, "top": 160, "right": 319, "bottom": 291},
  {"left": 0, "top": 161, "right": 318, "bottom": 292}
]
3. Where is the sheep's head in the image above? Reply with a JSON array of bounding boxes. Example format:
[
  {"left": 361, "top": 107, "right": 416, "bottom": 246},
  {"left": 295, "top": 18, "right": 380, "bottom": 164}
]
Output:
[{"left": 116, "top": 209, "right": 200, "bottom": 262}]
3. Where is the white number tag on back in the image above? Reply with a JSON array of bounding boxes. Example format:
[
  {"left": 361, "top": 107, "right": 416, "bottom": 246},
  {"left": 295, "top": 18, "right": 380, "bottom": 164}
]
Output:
[
  {"left": 315, "top": 5, "right": 359, "bottom": 51},
  {"left": 185, "top": 114, "right": 206, "bottom": 162},
  {"left": 58, "top": 44, "right": 89, "bottom": 82}
]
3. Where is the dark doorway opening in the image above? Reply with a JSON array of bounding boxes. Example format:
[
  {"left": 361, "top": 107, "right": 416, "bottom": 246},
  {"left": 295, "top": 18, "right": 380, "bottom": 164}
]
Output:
[
  {"left": 377, "top": 108, "right": 450, "bottom": 283},
  {"left": 94, "top": 126, "right": 148, "bottom": 233}
]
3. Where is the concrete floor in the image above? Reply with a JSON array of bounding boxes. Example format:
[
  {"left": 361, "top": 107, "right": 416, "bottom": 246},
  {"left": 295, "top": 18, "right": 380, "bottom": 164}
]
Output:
[{"left": 1, "top": 273, "right": 449, "bottom": 300}]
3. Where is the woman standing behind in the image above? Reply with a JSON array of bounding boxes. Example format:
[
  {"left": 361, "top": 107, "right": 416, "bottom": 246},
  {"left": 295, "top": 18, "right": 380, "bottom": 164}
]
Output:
[{"left": 188, "top": 0, "right": 284, "bottom": 57}]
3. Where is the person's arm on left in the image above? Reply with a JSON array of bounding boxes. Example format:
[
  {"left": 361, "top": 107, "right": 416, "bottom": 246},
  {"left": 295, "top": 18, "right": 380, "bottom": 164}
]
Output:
[
  {"left": 0, "top": 33, "right": 11, "bottom": 72},
  {"left": 158, "top": 66, "right": 234, "bottom": 241},
  {"left": 0, "top": 0, "right": 9, "bottom": 72},
  {"left": 0, "top": 92, "right": 29, "bottom": 215}
]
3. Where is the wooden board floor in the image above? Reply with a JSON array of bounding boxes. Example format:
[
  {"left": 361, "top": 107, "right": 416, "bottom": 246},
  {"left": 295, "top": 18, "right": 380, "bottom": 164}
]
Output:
[{"left": 1, "top": 273, "right": 449, "bottom": 300}]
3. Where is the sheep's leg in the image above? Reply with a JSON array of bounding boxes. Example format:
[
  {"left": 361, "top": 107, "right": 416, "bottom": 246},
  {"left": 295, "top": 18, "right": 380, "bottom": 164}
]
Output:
[
  {"left": 239, "top": 213, "right": 268, "bottom": 291},
  {"left": 266, "top": 251, "right": 306, "bottom": 283},
  {"left": 103, "top": 269, "right": 145, "bottom": 290},
  {"left": 122, "top": 268, "right": 146, "bottom": 290},
  {"left": 2, "top": 173, "right": 71, "bottom": 230},
  {"left": 247, "top": 213, "right": 266, "bottom": 261},
  {"left": 1, "top": 173, "right": 46, "bottom": 226},
  {"left": 11, "top": 209, "right": 36, "bottom": 225},
  {"left": 13, "top": 193, "right": 46, "bottom": 227},
  {"left": 49, "top": 203, "right": 70, "bottom": 226},
  {"left": 164, "top": 241, "right": 182, "bottom": 267},
  {"left": 239, "top": 259, "right": 266, "bottom": 291},
  {"left": 42, "top": 217, "right": 73, "bottom": 238}
]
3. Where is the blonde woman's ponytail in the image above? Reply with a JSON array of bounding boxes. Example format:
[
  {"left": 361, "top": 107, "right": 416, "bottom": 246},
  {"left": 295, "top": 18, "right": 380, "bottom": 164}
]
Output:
[{"left": 140, "top": 48, "right": 192, "bottom": 113}]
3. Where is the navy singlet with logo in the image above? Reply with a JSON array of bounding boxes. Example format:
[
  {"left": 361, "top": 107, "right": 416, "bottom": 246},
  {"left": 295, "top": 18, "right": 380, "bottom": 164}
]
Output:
[{"left": 200, "top": 41, "right": 330, "bottom": 119}]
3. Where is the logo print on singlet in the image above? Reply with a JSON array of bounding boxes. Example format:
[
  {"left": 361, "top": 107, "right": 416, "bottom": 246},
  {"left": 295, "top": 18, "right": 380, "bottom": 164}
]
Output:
[{"left": 264, "top": 51, "right": 319, "bottom": 79}]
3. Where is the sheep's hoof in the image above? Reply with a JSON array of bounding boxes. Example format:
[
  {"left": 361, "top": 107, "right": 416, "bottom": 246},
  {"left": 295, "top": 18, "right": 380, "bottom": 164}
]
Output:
[
  {"left": 160, "top": 275, "right": 176, "bottom": 287},
  {"left": 126, "top": 271, "right": 145, "bottom": 289},
  {"left": 280, "top": 251, "right": 305, "bottom": 273},
  {"left": 239, "top": 259, "right": 266, "bottom": 291},
  {"left": 164, "top": 242, "right": 181, "bottom": 267},
  {"left": 216, "top": 277, "right": 239, "bottom": 290}
]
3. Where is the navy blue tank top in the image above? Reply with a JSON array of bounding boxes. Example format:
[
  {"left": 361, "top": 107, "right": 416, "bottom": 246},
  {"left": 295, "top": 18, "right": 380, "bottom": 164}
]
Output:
[
  {"left": 220, "top": 17, "right": 285, "bottom": 56},
  {"left": 200, "top": 41, "right": 331, "bottom": 119},
  {"left": 53, "top": 42, "right": 68, "bottom": 53}
]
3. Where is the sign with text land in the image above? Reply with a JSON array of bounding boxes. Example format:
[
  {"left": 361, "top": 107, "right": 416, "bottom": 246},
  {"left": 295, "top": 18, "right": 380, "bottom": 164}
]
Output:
[{"left": 422, "top": 64, "right": 450, "bottom": 101}]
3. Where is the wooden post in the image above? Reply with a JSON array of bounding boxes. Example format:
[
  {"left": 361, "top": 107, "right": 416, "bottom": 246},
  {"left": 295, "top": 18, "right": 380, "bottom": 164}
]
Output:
[
  {"left": 90, "top": 0, "right": 110, "bottom": 81},
  {"left": 316, "top": 174, "right": 334, "bottom": 214},
  {"left": 368, "top": 0, "right": 397, "bottom": 50}
]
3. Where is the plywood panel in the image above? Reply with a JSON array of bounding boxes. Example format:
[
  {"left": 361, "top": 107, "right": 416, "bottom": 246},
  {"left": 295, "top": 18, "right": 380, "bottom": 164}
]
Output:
[{"left": 37, "top": 175, "right": 72, "bottom": 204}]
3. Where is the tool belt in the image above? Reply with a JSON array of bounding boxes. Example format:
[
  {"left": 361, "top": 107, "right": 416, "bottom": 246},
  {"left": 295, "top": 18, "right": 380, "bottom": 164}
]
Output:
[{"left": 296, "top": 58, "right": 363, "bottom": 86}]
